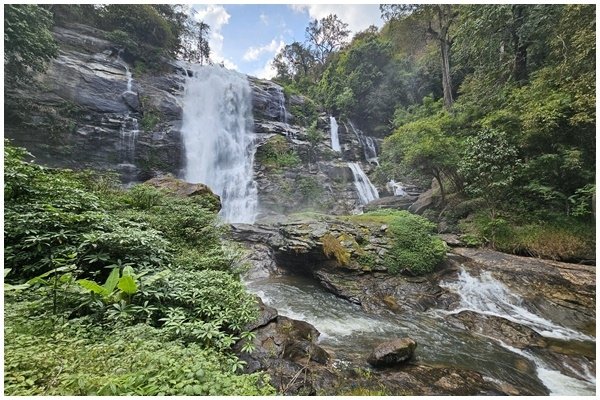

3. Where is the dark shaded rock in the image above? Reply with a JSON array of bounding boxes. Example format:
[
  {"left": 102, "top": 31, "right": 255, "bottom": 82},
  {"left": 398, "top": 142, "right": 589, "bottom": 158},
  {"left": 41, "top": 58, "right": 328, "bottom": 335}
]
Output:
[
  {"left": 446, "top": 310, "right": 548, "bottom": 349},
  {"left": 367, "top": 338, "right": 417, "bottom": 367},
  {"left": 246, "top": 297, "right": 278, "bottom": 331},
  {"left": 364, "top": 195, "right": 417, "bottom": 212},
  {"left": 122, "top": 91, "right": 140, "bottom": 112},
  {"left": 439, "top": 233, "right": 464, "bottom": 247}
]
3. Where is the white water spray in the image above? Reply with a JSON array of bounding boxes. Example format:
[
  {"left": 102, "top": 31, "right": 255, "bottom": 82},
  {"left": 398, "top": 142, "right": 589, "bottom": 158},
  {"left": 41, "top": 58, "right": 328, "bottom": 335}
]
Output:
[
  {"left": 348, "top": 162, "right": 379, "bottom": 204},
  {"left": 181, "top": 65, "right": 258, "bottom": 223},
  {"left": 330, "top": 116, "right": 341, "bottom": 152}
]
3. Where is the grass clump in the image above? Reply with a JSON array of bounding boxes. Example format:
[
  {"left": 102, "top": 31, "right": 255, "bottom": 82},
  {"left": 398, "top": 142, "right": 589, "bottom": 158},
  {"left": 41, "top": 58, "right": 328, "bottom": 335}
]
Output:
[
  {"left": 461, "top": 212, "right": 595, "bottom": 262},
  {"left": 321, "top": 233, "right": 350, "bottom": 265}
]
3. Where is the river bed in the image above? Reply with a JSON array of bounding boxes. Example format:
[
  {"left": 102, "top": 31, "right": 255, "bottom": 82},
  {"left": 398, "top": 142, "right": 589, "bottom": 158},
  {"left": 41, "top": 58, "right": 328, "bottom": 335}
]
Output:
[{"left": 245, "top": 271, "right": 595, "bottom": 396}]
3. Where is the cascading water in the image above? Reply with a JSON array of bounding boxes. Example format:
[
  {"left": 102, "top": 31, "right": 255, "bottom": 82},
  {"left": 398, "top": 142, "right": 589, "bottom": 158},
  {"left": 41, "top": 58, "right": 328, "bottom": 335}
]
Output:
[
  {"left": 181, "top": 65, "right": 258, "bottom": 224},
  {"left": 348, "top": 162, "right": 379, "bottom": 204},
  {"left": 348, "top": 120, "right": 378, "bottom": 165},
  {"left": 117, "top": 57, "right": 139, "bottom": 171},
  {"left": 244, "top": 273, "right": 588, "bottom": 395},
  {"left": 440, "top": 268, "right": 596, "bottom": 395},
  {"left": 274, "top": 86, "right": 292, "bottom": 137},
  {"left": 439, "top": 268, "right": 595, "bottom": 341},
  {"left": 329, "top": 116, "right": 341, "bottom": 152},
  {"left": 387, "top": 179, "right": 407, "bottom": 196}
]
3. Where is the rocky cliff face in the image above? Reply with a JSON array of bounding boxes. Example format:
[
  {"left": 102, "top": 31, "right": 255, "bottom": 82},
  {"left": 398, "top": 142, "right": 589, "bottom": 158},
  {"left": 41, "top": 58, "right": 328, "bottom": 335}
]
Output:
[
  {"left": 5, "top": 21, "right": 402, "bottom": 215},
  {"left": 4, "top": 23, "right": 186, "bottom": 182}
]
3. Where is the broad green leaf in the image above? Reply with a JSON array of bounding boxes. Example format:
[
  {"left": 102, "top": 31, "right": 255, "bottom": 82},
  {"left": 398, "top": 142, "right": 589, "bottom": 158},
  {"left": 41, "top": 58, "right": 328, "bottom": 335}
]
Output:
[
  {"left": 103, "top": 267, "right": 120, "bottom": 293},
  {"left": 4, "top": 268, "right": 11, "bottom": 278},
  {"left": 122, "top": 265, "right": 135, "bottom": 277},
  {"left": 117, "top": 275, "right": 137, "bottom": 295},
  {"left": 77, "top": 279, "right": 110, "bottom": 296}
]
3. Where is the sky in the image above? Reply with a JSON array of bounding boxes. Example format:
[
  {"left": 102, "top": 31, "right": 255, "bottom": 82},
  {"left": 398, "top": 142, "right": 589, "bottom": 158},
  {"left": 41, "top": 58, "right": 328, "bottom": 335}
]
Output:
[{"left": 190, "top": 4, "right": 384, "bottom": 79}]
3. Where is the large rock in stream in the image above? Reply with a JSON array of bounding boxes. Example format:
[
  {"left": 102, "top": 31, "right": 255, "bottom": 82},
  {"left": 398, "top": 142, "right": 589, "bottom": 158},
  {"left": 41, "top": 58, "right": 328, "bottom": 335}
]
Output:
[{"left": 367, "top": 338, "right": 417, "bottom": 367}]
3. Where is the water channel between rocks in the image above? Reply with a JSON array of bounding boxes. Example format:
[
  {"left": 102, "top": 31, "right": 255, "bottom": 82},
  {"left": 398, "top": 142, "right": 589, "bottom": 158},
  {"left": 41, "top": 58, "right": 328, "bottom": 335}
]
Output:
[{"left": 244, "top": 272, "right": 596, "bottom": 396}]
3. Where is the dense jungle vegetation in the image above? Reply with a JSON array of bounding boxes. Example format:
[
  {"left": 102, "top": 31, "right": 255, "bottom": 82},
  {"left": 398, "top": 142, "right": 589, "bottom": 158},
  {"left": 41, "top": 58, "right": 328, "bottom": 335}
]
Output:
[
  {"left": 4, "top": 4, "right": 274, "bottom": 395},
  {"left": 3, "top": 3, "right": 596, "bottom": 395},
  {"left": 274, "top": 4, "right": 595, "bottom": 261}
]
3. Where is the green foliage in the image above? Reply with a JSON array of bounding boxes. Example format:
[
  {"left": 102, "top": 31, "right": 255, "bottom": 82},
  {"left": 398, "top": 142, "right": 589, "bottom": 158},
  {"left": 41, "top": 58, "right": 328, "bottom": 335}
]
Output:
[
  {"left": 4, "top": 4, "right": 58, "bottom": 87},
  {"left": 140, "top": 111, "right": 162, "bottom": 131},
  {"left": 255, "top": 135, "right": 301, "bottom": 169},
  {"left": 362, "top": 210, "right": 446, "bottom": 275},
  {"left": 459, "top": 128, "right": 521, "bottom": 212},
  {"left": 4, "top": 302, "right": 274, "bottom": 396}
]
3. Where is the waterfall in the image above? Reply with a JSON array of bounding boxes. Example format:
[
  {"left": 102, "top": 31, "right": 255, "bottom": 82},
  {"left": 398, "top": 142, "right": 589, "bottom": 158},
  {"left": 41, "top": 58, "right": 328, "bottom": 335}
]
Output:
[
  {"left": 348, "top": 162, "right": 379, "bottom": 204},
  {"left": 348, "top": 120, "right": 378, "bottom": 165},
  {"left": 275, "top": 86, "right": 292, "bottom": 138},
  {"left": 330, "top": 116, "right": 341, "bottom": 152},
  {"left": 117, "top": 58, "right": 138, "bottom": 167},
  {"left": 181, "top": 65, "right": 258, "bottom": 224},
  {"left": 387, "top": 179, "right": 407, "bottom": 196}
]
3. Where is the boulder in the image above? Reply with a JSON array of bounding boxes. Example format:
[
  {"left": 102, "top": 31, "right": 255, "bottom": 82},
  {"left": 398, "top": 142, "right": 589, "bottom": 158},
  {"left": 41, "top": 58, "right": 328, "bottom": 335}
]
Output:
[
  {"left": 367, "top": 338, "right": 417, "bottom": 367},
  {"left": 245, "top": 297, "right": 278, "bottom": 332},
  {"left": 143, "top": 175, "right": 221, "bottom": 212},
  {"left": 408, "top": 188, "right": 435, "bottom": 215}
]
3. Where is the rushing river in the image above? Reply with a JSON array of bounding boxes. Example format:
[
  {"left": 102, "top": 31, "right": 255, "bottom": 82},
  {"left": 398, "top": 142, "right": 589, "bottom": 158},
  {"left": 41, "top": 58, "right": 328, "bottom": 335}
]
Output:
[{"left": 245, "top": 272, "right": 596, "bottom": 396}]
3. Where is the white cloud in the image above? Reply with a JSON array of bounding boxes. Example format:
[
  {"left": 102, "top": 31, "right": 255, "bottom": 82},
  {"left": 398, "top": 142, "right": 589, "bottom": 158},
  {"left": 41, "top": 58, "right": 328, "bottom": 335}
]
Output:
[
  {"left": 192, "top": 5, "right": 238, "bottom": 70},
  {"left": 252, "top": 58, "right": 278, "bottom": 80},
  {"left": 260, "top": 13, "right": 269, "bottom": 25},
  {"left": 289, "top": 4, "right": 383, "bottom": 34},
  {"left": 243, "top": 39, "right": 285, "bottom": 62}
]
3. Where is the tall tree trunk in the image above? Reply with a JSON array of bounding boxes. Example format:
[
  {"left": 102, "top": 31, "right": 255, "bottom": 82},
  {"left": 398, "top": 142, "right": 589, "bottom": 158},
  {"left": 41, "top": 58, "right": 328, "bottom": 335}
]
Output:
[
  {"left": 431, "top": 5, "right": 455, "bottom": 109},
  {"left": 440, "top": 38, "right": 454, "bottom": 109},
  {"left": 511, "top": 5, "right": 528, "bottom": 85}
]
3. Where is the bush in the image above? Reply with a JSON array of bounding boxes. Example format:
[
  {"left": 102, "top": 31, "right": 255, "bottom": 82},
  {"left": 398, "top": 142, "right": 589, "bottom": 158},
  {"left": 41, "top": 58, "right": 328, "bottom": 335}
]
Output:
[{"left": 360, "top": 210, "right": 447, "bottom": 275}]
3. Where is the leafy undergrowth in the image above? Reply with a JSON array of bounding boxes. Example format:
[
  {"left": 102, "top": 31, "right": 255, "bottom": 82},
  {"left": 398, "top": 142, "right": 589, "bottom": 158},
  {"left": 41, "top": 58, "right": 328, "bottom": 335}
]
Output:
[
  {"left": 3, "top": 141, "right": 275, "bottom": 395},
  {"left": 4, "top": 297, "right": 274, "bottom": 396}
]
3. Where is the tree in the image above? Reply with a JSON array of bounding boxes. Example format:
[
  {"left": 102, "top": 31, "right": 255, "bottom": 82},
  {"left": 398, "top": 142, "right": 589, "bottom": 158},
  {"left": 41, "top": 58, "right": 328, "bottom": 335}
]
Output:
[
  {"left": 272, "top": 41, "right": 314, "bottom": 83},
  {"left": 181, "top": 20, "right": 211, "bottom": 64},
  {"left": 458, "top": 128, "right": 521, "bottom": 218},
  {"left": 305, "top": 14, "right": 350, "bottom": 65},
  {"left": 383, "top": 113, "right": 461, "bottom": 203},
  {"left": 381, "top": 4, "right": 457, "bottom": 109},
  {"left": 4, "top": 4, "right": 58, "bottom": 87}
]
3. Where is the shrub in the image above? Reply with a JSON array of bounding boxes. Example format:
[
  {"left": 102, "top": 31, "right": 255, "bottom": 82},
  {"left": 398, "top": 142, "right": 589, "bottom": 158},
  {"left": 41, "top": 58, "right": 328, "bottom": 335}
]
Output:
[{"left": 360, "top": 210, "right": 446, "bottom": 275}]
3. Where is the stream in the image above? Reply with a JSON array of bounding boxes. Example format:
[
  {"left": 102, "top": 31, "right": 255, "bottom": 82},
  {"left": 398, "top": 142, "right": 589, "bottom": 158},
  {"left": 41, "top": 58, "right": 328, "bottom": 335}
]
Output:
[{"left": 245, "top": 270, "right": 596, "bottom": 396}]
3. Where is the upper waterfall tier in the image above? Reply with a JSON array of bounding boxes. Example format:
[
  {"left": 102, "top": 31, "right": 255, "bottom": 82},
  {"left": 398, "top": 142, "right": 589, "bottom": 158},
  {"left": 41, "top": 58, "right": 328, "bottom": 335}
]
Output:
[{"left": 181, "top": 65, "right": 258, "bottom": 224}]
